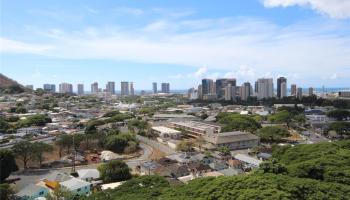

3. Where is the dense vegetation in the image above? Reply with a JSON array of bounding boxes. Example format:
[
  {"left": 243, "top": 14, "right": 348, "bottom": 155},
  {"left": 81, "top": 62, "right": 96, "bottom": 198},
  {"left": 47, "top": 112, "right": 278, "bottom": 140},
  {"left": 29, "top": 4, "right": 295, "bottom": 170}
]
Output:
[
  {"left": 85, "top": 173, "right": 350, "bottom": 200},
  {"left": 270, "top": 140, "right": 350, "bottom": 185},
  {"left": 98, "top": 160, "right": 132, "bottom": 183},
  {"left": 0, "top": 149, "right": 18, "bottom": 182},
  {"left": 0, "top": 114, "right": 52, "bottom": 134},
  {"left": 216, "top": 112, "right": 261, "bottom": 132},
  {"left": 84, "top": 140, "right": 350, "bottom": 200},
  {"left": 257, "top": 126, "right": 291, "bottom": 142}
]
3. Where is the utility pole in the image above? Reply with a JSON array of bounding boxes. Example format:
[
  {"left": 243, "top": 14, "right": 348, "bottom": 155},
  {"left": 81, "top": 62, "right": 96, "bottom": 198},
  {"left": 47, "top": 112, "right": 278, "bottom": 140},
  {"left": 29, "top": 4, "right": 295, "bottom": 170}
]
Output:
[{"left": 72, "top": 135, "right": 76, "bottom": 173}]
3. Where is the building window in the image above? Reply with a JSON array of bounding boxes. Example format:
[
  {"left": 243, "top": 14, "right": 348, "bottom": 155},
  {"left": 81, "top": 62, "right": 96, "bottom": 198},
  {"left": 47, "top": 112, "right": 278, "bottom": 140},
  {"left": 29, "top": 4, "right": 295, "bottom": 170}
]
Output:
[{"left": 39, "top": 191, "right": 44, "bottom": 195}]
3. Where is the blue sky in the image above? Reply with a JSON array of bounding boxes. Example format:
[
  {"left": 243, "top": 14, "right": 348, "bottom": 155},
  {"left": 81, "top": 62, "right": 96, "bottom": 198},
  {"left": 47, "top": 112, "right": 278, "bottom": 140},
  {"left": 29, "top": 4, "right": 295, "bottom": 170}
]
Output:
[{"left": 0, "top": 0, "right": 350, "bottom": 90}]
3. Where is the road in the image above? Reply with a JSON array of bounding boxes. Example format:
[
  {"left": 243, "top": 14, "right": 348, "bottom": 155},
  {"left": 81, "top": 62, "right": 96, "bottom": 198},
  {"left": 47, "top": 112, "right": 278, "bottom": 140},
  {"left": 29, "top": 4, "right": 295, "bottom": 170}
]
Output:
[
  {"left": 9, "top": 143, "right": 153, "bottom": 191},
  {"left": 136, "top": 135, "right": 175, "bottom": 155}
]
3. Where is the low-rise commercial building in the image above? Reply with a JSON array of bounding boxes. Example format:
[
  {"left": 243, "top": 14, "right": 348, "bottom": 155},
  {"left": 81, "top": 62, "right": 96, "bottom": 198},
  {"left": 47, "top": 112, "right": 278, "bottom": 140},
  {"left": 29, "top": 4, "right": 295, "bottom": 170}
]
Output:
[
  {"left": 172, "top": 121, "right": 221, "bottom": 138},
  {"left": 204, "top": 131, "right": 260, "bottom": 150}
]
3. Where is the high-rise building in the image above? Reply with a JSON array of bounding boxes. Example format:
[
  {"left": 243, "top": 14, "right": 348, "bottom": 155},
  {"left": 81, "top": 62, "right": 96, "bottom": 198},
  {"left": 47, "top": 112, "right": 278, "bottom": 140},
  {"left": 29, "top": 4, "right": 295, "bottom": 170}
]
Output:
[
  {"left": 277, "top": 77, "right": 287, "bottom": 99},
  {"left": 309, "top": 87, "right": 314, "bottom": 96},
  {"left": 161, "top": 83, "right": 170, "bottom": 93},
  {"left": 198, "top": 85, "right": 203, "bottom": 99},
  {"left": 297, "top": 87, "right": 303, "bottom": 99},
  {"left": 224, "top": 84, "right": 233, "bottom": 101},
  {"left": 121, "top": 81, "right": 129, "bottom": 96},
  {"left": 91, "top": 82, "right": 98, "bottom": 94},
  {"left": 25, "top": 85, "right": 33, "bottom": 90},
  {"left": 216, "top": 78, "right": 236, "bottom": 99},
  {"left": 256, "top": 78, "right": 274, "bottom": 100},
  {"left": 291, "top": 84, "right": 297, "bottom": 96},
  {"left": 202, "top": 79, "right": 214, "bottom": 95},
  {"left": 59, "top": 83, "right": 73, "bottom": 93},
  {"left": 106, "top": 82, "right": 115, "bottom": 94},
  {"left": 43, "top": 84, "right": 56, "bottom": 93},
  {"left": 254, "top": 81, "right": 259, "bottom": 95},
  {"left": 77, "top": 84, "right": 84, "bottom": 95},
  {"left": 239, "top": 82, "right": 251, "bottom": 101},
  {"left": 130, "top": 82, "right": 135, "bottom": 96},
  {"left": 152, "top": 82, "right": 157, "bottom": 94}
]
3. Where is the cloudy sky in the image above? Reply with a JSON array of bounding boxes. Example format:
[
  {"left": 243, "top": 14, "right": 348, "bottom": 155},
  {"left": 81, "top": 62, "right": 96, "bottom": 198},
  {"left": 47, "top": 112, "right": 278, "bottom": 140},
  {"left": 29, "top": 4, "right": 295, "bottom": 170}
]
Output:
[{"left": 0, "top": 0, "right": 350, "bottom": 90}]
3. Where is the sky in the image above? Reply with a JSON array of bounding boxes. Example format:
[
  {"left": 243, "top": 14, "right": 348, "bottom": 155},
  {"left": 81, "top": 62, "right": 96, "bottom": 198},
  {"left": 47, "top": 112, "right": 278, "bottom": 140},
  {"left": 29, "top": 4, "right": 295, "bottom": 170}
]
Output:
[{"left": 0, "top": 0, "right": 350, "bottom": 90}]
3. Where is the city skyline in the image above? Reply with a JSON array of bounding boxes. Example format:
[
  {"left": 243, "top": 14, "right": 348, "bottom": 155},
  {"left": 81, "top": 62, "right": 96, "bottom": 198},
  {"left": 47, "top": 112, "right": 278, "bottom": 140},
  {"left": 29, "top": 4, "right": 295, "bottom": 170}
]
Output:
[{"left": 1, "top": 0, "right": 350, "bottom": 89}]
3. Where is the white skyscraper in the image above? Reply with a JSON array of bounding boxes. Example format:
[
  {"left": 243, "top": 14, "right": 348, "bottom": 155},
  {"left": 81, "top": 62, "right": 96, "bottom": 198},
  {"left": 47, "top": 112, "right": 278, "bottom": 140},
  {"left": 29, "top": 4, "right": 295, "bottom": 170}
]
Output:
[
  {"left": 257, "top": 78, "right": 274, "bottom": 99},
  {"left": 130, "top": 82, "right": 135, "bottom": 96},
  {"left": 59, "top": 83, "right": 73, "bottom": 93},
  {"left": 281, "top": 82, "right": 287, "bottom": 99}
]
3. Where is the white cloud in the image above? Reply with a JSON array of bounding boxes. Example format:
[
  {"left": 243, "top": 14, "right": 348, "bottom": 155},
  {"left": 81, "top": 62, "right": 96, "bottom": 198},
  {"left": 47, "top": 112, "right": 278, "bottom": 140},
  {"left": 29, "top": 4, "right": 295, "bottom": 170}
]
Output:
[
  {"left": 2, "top": 16, "right": 350, "bottom": 84},
  {"left": 193, "top": 67, "right": 208, "bottom": 78},
  {"left": 330, "top": 73, "right": 337, "bottom": 79},
  {"left": 0, "top": 38, "right": 52, "bottom": 54},
  {"left": 262, "top": 0, "right": 350, "bottom": 19},
  {"left": 113, "top": 6, "right": 144, "bottom": 16}
]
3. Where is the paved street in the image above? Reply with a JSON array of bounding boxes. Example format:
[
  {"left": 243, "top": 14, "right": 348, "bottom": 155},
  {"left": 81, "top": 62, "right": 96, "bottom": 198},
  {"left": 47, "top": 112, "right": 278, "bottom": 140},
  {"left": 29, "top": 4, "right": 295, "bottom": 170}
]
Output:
[{"left": 136, "top": 135, "right": 176, "bottom": 155}]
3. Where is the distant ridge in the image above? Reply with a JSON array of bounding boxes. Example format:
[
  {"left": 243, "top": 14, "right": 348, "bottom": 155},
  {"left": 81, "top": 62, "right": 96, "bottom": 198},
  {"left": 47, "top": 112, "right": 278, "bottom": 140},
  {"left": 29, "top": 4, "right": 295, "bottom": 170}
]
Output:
[{"left": 0, "top": 73, "right": 27, "bottom": 93}]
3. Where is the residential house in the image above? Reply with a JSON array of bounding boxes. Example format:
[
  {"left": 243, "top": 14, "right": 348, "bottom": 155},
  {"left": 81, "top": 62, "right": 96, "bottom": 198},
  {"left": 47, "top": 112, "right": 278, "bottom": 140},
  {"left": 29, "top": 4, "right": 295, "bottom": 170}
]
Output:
[
  {"left": 16, "top": 184, "right": 49, "bottom": 200},
  {"left": 60, "top": 177, "right": 92, "bottom": 196},
  {"left": 77, "top": 169, "right": 100, "bottom": 182}
]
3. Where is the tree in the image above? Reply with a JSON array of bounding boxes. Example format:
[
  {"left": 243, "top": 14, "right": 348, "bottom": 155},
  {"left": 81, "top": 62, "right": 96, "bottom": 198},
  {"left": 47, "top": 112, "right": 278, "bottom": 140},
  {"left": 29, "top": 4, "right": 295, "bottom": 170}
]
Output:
[
  {"left": 12, "top": 141, "right": 34, "bottom": 169},
  {"left": 327, "top": 109, "right": 350, "bottom": 121},
  {"left": 218, "top": 146, "right": 231, "bottom": 156},
  {"left": 260, "top": 159, "right": 287, "bottom": 174},
  {"left": 257, "top": 126, "right": 291, "bottom": 142},
  {"left": 176, "top": 140, "right": 194, "bottom": 152},
  {"left": 0, "top": 118, "right": 10, "bottom": 133},
  {"left": 105, "top": 133, "right": 138, "bottom": 153},
  {"left": 98, "top": 160, "right": 131, "bottom": 183},
  {"left": 0, "top": 184, "right": 14, "bottom": 200},
  {"left": 217, "top": 113, "right": 261, "bottom": 132},
  {"left": 329, "top": 122, "right": 350, "bottom": 136},
  {"left": 268, "top": 110, "right": 292, "bottom": 127},
  {"left": 32, "top": 142, "right": 53, "bottom": 167},
  {"left": 0, "top": 150, "right": 18, "bottom": 182},
  {"left": 46, "top": 187, "right": 75, "bottom": 200}
]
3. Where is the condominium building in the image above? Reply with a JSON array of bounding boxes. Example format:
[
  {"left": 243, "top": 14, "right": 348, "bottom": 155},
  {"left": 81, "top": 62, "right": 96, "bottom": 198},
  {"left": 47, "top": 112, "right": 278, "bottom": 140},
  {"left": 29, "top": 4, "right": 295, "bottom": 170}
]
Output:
[
  {"left": 309, "top": 87, "right": 314, "bottom": 96},
  {"left": 121, "top": 81, "right": 129, "bottom": 96},
  {"left": 43, "top": 84, "right": 56, "bottom": 93},
  {"left": 291, "top": 84, "right": 297, "bottom": 96},
  {"left": 239, "top": 82, "right": 251, "bottom": 101},
  {"left": 161, "top": 83, "right": 170, "bottom": 93},
  {"left": 59, "top": 83, "right": 73, "bottom": 93},
  {"left": 256, "top": 78, "right": 274, "bottom": 99},
  {"left": 130, "top": 82, "right": 135, "bottom": 96},
  {"left": 297, "top": 87, "right": 303, "bottom": 99},
  {"left": 91, "top": 82, "right": 98, "bottom": 94},
  {"left": 106, "top": 82, "right": 115, "bottom": 94},
  {"left": 277, "top": 77, "right": 287, "bottom": 99},
  {"left": 152, "top": 82, "right": 157, "bottom": 94},
  {"left": 202, "top": 79, "right": 214, "bottom": 96},
  {"left": 216, "top": 78, "right": 236, "bottom": 99},
  {"left": 25, "top": 85, "right": 33, "bottom": 90},
  {"left": 77, "top": 84, "right": 84, "bottom": 95}
]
